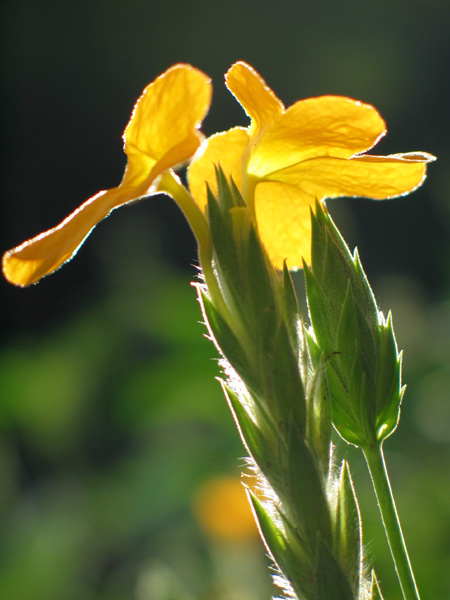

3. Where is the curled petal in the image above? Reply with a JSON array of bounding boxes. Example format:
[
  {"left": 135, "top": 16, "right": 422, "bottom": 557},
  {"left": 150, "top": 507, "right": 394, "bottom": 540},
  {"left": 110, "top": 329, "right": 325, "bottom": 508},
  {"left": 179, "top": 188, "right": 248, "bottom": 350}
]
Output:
[
  {"left": 124, "top": 64, "right": 212, "bottom": 165},
  {"left": 266, "top": 151, "right": 436, "bottom": 201},
  {"left": 254, "top": 181, "right": 316, "bottom": 269},
  {"left": 249, "top": 96, "right": 387, "bottom": 177},
  {"left": 226, "top": 62, "right": 284, "bottom": 141},
  {"left": 188, "top": 127, "right": 249, "bottom": 212}
]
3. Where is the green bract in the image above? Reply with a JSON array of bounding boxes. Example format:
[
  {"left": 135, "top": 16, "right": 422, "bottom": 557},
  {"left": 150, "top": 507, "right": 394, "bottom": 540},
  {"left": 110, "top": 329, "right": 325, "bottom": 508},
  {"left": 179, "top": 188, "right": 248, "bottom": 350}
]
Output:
[
  {"left": 304, "top": 202, "right": 404, "bottom": 448},
  {"left": 196, "top": 171, "right": 384, "bottom": 600}
]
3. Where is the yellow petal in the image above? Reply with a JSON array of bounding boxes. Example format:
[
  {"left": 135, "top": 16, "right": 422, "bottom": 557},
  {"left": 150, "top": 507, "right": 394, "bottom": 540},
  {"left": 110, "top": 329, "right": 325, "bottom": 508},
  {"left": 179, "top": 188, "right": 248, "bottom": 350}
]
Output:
[
  {"left": 254, "top": 181, "right": 315, "bottom": 269},
  {"left": 225, "top": 62, "right": 283, "bottom": 140},
  {"left": 248, "top": 96, "right": 387, "bottom": 177},
  {"left": 4, "top": 65, "right": 213, "bottom": 287},
  {"left": 2, "top": 178, "right": 152, "bottom": 287},
  {"left": 124, "top": 64, "right": 211, "bottom": 166},
  {"left": 267, "top": 151, "right": 436, "bottom": 201},
  {"left": 188, "top": 127, "right": 249, "bottom": 212}
]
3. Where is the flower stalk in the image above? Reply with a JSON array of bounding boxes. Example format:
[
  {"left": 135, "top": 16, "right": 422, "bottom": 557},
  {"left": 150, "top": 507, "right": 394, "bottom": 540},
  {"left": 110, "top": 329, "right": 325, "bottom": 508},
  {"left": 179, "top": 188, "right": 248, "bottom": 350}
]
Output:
[{"left": 364, "top": 443, "right": 420, "bottom": 600}]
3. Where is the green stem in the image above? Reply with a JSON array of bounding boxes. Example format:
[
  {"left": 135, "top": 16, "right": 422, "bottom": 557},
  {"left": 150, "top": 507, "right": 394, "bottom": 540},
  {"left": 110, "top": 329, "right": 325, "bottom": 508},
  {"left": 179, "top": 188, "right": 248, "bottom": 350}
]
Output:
[{"left": 363, "top": 442, "right": 420, "bottom": 600}]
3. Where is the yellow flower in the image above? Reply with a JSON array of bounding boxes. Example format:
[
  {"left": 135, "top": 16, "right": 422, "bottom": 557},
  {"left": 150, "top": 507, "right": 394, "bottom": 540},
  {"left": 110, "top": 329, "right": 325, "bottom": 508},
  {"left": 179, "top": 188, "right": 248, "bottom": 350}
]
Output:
[
  {"left": 193, "top": 475, "right": 258, "bottom": 542},
  {"left": 188, "top": 61, "right": 435, "bottom": 268},
  {"left": 3, "top": 64, "right": 212, "bottom": 287}
]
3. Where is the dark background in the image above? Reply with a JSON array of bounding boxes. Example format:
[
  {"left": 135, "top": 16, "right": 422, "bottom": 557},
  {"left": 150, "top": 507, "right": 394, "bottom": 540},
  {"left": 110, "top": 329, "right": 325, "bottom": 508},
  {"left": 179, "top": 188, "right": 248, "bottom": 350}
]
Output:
[{"left": 1, "top": 1, "right": 449, "bottom": 599}]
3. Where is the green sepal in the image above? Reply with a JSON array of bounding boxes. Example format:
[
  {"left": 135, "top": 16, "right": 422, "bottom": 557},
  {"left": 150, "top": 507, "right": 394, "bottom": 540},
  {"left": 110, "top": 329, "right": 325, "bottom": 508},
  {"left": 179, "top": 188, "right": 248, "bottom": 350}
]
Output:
[
  {"left": 312, "top": 203, "right": 379, "bottom": 333},
  {"left": 325, "top": 365, "right": 365, "bottom": 447},
  {"left": 352, "top": 248, "right": 379, "bottom": 332},
  {"left": 206, "top": 185, "right": 241, "bottom": 300},
  {"left": 333, "top": 460, "right": 362, "bottom": 594},
  {"left": 286, "top": 423, "right": 332, "bottom": 548},
  {"left": 312, "top": 203, "right": 355, "bottom": 316},
  {"left": 308, "top": 202, "right": 405, "bottom": 449},
  {"left": 215, "top": 165, "right": 245, "bottom": 210},
  {"left": 248, "top": 491, "right": 314, "bottom": 600},
  {"left": 375, "top": 312, "right": 404, "bottom": 441},
  {"left": 336, "top": 282, "right": 376, "bottom": 386},
  {"left": 303, "top": 263, "right": 337, "bottom": 353},
  {"left": 315, "top": 537, "right": 355, "bottom": 600}
]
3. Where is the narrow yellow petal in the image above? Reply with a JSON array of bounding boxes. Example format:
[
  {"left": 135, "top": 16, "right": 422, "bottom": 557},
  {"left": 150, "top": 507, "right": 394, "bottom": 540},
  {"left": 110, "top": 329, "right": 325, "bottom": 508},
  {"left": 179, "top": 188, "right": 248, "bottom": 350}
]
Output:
[
  {"left": 225, "top": 62, "right": 284, "bottom": 140},
  {"left": 254, "top": 182, "right": 315, "bottom": 269},
  {"left": 2, "top": 180, "right": 151, "bottom": 287},
  {"left": 124, "top": 64, "right": 212, "bottom": 165},
  {"left": 267, "top": 151, "right": 436, "bottom": 201},
  {"left": 3, "top": 65, "right": 213, "bottom": 288},
  {"left": 188, "top": 127, "right": 249, "bottom": 212},
  {"left": 249, "top": 96, "right": 387, "bottom": 177}
]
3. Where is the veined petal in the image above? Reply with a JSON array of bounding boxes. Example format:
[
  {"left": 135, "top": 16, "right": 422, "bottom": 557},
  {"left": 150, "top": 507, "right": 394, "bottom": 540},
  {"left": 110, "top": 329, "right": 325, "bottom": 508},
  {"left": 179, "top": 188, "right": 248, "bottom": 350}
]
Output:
[
  {"left": 266, "top": 151, "right": 436, "bottom": 201},
  {"left": 124, "top": 64, "right": 212, "bottom": 165},
  {"left": 2, "top": 175, "right": 153, "bottom": 287},
  {"left": 225, "top": 62, "right": 284, "bottom": 141},
  {"left": 188, "top": 127, "right": 249, "bottom": 212},
  {"left": 254, "top": 181, "right": 316, "bottom": 269},
  {"left": 248, "top": 96, "right": 387, "bottom": 177}
]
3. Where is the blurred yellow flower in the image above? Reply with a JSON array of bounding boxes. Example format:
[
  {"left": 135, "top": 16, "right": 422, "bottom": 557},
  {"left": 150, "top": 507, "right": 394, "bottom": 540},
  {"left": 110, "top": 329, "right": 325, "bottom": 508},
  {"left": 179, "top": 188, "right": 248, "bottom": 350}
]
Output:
[
  {"left": 3, "top": 64, "right": 211, "bottom": 287},
  {"left": 188, "top": 61, "right": 435, "bottom": 268},
  {"left": 193, "top": 475, "right": 258, "bottom": 542}
]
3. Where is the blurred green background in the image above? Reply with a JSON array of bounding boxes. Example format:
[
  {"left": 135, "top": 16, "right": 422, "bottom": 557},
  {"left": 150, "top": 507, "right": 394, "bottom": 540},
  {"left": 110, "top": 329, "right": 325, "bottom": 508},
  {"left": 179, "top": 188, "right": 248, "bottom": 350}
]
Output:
[{"left": 1, "top": 1, "right": 449, "bottom": 598}]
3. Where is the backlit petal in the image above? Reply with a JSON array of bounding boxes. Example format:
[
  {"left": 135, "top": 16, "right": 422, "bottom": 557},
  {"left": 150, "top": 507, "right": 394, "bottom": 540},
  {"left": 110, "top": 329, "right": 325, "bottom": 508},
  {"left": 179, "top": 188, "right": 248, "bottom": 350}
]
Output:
[
  {"left": 124, "top": 64, "right": 212, "bottom": 165},
  {"left": 254, "top": 181, "right": 316, "bottom": 269},
  {"left": 248, "top": 96, "right": 387, "bottom": 177},
  {"left": 2, "top": 176, "right": 153, "bottom": 287},
  {"left": 267, "top": 151, "right": 436, "bottom": 200},
  {"left": 3, "top": 65, "right": 213, "bottom": 287},
  {"left": 226, "top": 62, "right": 283, "bottom": 140},
  {"left": 188, "top": 127, "right": 249, "bottom": 212}
]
